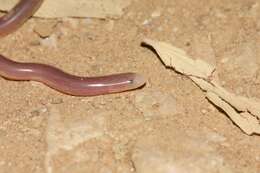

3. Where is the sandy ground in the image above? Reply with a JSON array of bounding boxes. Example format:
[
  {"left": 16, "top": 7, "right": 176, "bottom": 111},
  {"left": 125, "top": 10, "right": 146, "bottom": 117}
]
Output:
[{"left": 0, "top": 0, "right": 260, "bottom": 173}]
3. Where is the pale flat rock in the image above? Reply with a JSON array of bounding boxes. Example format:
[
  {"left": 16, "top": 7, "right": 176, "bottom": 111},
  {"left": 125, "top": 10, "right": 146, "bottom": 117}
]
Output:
[
  {"left": 46, "top": 107, "right": 107, "bottom": 153},
  {"left": 33, "top": 20, "right": 58, "bottom": 38},
  {"left": 45, "top": 101, "right": 111, "bottom": 173},
  {"left": 132, "top": 129, "right": 234, "bottom": 173},
  {"left": 221, "top": 41, "right": 258, "bottom": 79},
  {"left": 0, "top": 0, "right": 132, "bottom": 18},
  {"left": 234, "top": 42, "right": 258, "bottom": 78},
  {"left": 134, "top": 89, "right": 178, "bottom": 119},
  {"left": 191, "top": 34, "right": 216, "bottom": 67}
]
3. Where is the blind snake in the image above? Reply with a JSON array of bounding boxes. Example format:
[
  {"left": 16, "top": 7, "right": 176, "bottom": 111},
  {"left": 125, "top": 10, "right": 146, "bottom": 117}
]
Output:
[{"left": 0, "top": 0, "right": 145, "bottom": 96}]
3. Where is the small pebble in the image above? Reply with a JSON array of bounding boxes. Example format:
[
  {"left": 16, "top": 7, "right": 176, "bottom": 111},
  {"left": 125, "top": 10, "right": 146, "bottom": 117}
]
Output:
[
  {"left": 151, "top": 11, "right": 161, "bottom": 18},
  {"left": 40, "top": 35, "right": 57, "bottom": 48},
  {"left": 201, "top": 109, "right": 207, "bottom": 114},
  {"left": 142, "top": 19, "right": 151, "bottom": 25}
]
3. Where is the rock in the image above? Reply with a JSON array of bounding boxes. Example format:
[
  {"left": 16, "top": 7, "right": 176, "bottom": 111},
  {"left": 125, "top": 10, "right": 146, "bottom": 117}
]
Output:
[
  {"left": 45, "top": 101, "right": 111, "bottom": 173},
  {"left": 131, "top": 128, "right": 234, "bottom": 173},
  {"left": 46, "top": 105, "right": 108, "bottom": 153},
  {"left": 222, "top": 41, "right": 258, "bottom": 80},
  {"left": 234, "top": 42, "right": 258, "bottom": 78},
  {"left": 134, "top": 90, "right": 177, "bottom": 119},
  {"left": 34, "top": 20, "right": 58, "bottom": 38},
  {"left": 105, "top": 20, "right": 115, "bottom": 31},
  {"left": 191, "top": 34, "right": 216, "bottom": 68}
]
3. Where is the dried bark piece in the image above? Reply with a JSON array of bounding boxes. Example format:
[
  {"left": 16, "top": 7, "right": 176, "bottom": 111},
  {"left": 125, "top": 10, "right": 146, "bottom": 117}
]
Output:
[
  {"left": 143, "top": 38, "right": 260, "bottom": 135},
  {"left": 207, "top": 92, "right": 260, "bottom": 135},
  {"left": 192, "top": 77, "right": 260, "bottom": 120},
  {"left": 143, "top": 39, "right": 215, "bottom": 79}
]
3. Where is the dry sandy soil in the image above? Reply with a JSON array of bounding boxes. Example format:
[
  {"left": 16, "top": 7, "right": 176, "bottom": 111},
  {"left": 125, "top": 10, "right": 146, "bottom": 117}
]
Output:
[{"left": 0, "top": 0, "right": 260, "bottom": 173}]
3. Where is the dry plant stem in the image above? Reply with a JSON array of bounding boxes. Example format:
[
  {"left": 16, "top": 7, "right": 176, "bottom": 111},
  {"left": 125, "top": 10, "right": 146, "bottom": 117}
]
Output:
[{"left": 0, "top": 0, "right": 145, "bottom": 96}]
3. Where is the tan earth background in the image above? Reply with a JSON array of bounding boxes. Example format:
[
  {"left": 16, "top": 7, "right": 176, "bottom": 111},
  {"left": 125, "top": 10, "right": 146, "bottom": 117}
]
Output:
[{"left": 0, "top": 0, "right": 260, "bottom": 173}]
